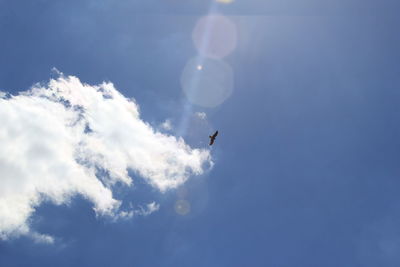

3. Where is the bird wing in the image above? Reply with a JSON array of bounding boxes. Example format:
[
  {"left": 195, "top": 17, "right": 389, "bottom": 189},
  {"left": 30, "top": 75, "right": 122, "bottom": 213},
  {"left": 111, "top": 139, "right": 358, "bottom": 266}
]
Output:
[
  {"left": 209, "top": 138, "right": 214, "bottom": 145},
  {"left": 212, "top": 131, "right": 218, "bottom": 138}
]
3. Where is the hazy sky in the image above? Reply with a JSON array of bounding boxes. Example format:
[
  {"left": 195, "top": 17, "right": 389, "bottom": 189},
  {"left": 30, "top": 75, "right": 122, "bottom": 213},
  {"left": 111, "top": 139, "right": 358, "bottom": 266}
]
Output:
[{"left": 1, "top": 0, "right": 400, "bottom": 266}]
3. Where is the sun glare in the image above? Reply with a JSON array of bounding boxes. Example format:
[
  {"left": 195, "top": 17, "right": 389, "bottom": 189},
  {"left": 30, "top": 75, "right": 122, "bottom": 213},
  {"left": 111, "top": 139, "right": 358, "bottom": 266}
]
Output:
[
  {"left": 216, "top": 0, "right": 234, "bottom": 4},
  {"left": 177, "top": 2, "right": 236, "bottom": 137}
]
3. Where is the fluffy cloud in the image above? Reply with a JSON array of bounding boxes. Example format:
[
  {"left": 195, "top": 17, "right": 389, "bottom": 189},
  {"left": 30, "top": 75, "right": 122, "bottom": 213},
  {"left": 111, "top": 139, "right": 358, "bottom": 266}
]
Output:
[
  {"left": 114, "top": 202, "right": 160, "bottom": 220},
  {"left": 195, "top": 112, "right": 207, "bottom": 120},
  {"left": 160, "top": 119, "right": 173, "bottom": 131},
  {"left": 0, "top": 73, "right": 212, "bottom": 241}
]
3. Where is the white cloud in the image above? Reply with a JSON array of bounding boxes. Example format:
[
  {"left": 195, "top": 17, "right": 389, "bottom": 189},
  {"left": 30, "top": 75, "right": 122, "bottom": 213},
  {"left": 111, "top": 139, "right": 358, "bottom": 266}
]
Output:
[
  {"left": 195, "top": 112, "right": 207, "bottom": 120},
  {"left": 141, "top": 202, "right": 160, "bottom": 215},
  {"left": 30, "top": 232, "right": 55, "bottom": 244},
  {"left": 0, "top": 73, "right": 212, "bottom": 241},
  {"left": 160, "top": 119, "right": 173, "bottom": 131},
  {"left": 114, "top": 202, "right": 160, "bottom": 220}
]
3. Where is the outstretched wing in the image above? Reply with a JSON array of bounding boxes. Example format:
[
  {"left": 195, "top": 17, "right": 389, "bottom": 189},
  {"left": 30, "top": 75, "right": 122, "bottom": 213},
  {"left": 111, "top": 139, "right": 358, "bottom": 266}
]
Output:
[
  {"left": 209, "top": 130, "right": 218, "bottom": 145},
  {"left": 209, "top": 138, "right": 215, "bottom": 146},
  {"left": 212, "top": 130, "right": 218, "bottom": 138}
]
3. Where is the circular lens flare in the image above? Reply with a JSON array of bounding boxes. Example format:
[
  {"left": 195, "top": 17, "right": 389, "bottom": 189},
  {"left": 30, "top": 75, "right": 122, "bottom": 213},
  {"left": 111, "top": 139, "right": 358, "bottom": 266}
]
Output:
[
  {"left": 174, "top": 199, "right": 191, "bottom": 215},
  {"left": 181, "top": 57, "right": 233, "bottom": 108},
  {"left": 192, "top": 15, "right": 237, "bottom": 59}
]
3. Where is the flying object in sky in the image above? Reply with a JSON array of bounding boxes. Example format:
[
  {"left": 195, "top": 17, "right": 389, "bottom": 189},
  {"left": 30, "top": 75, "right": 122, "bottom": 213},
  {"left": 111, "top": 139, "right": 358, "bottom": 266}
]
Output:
[{"left": 209, "top": 130, "right": 218, "bottom": 146}]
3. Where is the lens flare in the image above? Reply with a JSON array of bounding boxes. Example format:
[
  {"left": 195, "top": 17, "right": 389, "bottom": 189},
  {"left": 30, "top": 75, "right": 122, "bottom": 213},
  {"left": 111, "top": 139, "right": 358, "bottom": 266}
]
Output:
[
  {"left": 177, "top": 5, "right": 235, "bottom": 137},
  {"left": 174, "top": 199, "right": 191, "bottom": 215},
  {"left": 192, "top": 15, "right": 237, "bottom": 59},
  {"left": 216, "top": 0, "right": 234, "bottom": 3},
  {"left": 181, "top": 57, "right": 233, "bottom": 108}
]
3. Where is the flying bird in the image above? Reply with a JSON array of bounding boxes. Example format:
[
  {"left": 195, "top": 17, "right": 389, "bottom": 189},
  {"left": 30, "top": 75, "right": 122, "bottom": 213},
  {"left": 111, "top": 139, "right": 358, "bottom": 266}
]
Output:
[{"left": 209, "top": 130, "right": 218, "bottom": 146}]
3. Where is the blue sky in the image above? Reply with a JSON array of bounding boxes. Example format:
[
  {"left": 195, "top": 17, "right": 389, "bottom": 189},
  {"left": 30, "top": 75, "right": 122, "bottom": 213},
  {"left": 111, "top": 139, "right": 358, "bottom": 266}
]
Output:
[{"left": 1, "top": 0, "right": 400, "bottom": 266}]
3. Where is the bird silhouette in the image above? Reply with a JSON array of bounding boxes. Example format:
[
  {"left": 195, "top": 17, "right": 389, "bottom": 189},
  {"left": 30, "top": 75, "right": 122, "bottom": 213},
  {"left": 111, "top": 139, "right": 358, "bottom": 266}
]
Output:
[{"left": 209, "top": 130, "right": 218, "bottom": 146}]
